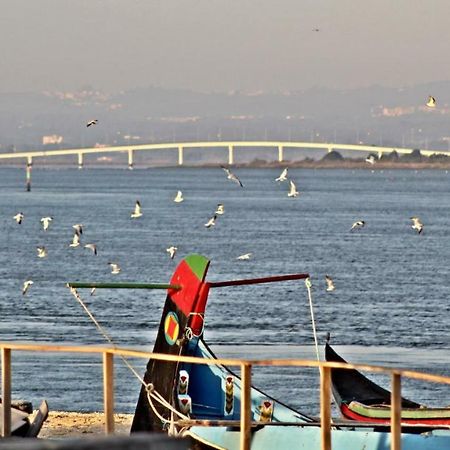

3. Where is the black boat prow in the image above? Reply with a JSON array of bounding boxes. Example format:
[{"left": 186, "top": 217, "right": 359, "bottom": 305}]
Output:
[{"left": 325, "top": 343, "right": 421, "bottom": 408}]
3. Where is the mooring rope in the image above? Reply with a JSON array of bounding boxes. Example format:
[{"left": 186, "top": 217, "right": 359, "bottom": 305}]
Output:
[
  {"left": 67, "top": 285, "right": 189, "bottom": 431},
  {"left": 305, "top": 278, "right": 320, "bottom": 362}
]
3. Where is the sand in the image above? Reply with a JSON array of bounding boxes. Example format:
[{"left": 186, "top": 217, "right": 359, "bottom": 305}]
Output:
[{"left": 38, "top": 411, "right": 133, "bottom": 438}]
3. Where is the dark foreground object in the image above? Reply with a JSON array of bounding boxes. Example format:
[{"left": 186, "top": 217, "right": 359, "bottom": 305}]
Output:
[{"left": 0, "top": 434, "right": 189, "bottom": 450}]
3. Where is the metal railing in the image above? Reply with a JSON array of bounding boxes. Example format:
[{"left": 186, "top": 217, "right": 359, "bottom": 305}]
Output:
[{"left": 2, "top": 342, "right": 450, "bottom": 450}]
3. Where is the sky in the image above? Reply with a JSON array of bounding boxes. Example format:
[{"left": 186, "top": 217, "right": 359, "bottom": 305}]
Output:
[{"left": 1, "top": 0, "right": 450, "bottom": 94}]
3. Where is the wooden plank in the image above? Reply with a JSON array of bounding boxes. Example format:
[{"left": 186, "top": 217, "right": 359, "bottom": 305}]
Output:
[
  {"left": 391, "top": 373, "right": 402, "bottom": 450},
  {"left": 1, "top": 348, "right": 11, "bottom": 437},
  {"left": 25, "top": 400, "right": 49, "bottom": 437},
  {"left": 320, "top": 366, "right": 332, "bottom": 450},
  {"left": 103, "top": 352, "right": 115, "bottom": 434},
  {"left": 240, "top": 363, "right": 252, "bottom": 450}
]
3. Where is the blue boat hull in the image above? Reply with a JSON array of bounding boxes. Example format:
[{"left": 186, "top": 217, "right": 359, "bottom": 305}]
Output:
[{"left": 187, "top": 425, "right": 450, "bottom": 450}]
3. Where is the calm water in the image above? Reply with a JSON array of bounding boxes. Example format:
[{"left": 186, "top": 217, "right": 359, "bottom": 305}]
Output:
[{"left": 0, "top": 167, "right": 449, "bottom": 414}]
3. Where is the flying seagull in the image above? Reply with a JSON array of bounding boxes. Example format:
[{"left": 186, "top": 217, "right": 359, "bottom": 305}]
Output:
[
  {"left": 410, "top": 216, "right": 424, "bottom": 234},
  {"left": 131, "top": 200, "right": 142, "bottom": 218},
  {"left": 13, "top": 213, "right": 24, "bottom": 224},
  {"left": 69, "top": 233, "right": 81, "bottom": 248},
  {"left": 173, "top": 191, "right": 184, "bottom": 203},
  {"left": 40, "top": 216, "right": 53, "bottom": 231},
  {"left": 287, "top": 180, "right": 299, "bottom": 197},
  {"left": 73, "top": 224, "right": 83, "bottom": 236},
  {"left": 86, "top": 119, "right": 98, "bottom": 127},
  {"left": 426, "top": 96, "right": 436, "bottom": 108},
  {"left": 350, "top": 220, "right": 365, "bottom": 231},
  {"left": 22, "top": 280, "right": 33, "bottom": 296},
  {"left": 84, "top": 243, "right": 97, "bottom": 255},
  {"left": 221, "top": 166, "right": 243, "bottom": 187},
  {"left": 166, "top": 246, "right": 178, "bottom": 259},
  {"left": 275, "top": 168, "right": 288, "bottom": 182},
  {"left": 325, "top": 275, "right": 335, "bottom": 292},
  {"left": 365, "top": 155, "right": 376, "bottom": 165},
  {"left": 215, "top": 204, "right": 225, "bottom": 215},
  {"left": 37, "top": 246, "right": 47, "bottom": 258},
  {"left": 204, "top": 214, "right": 217, "bottom": 228},
  {"left": 90, "top": 287, "right": 96, "bottom": 296},
  {"left": 237, "top": 253, "right": 252, "bottom": 260},
  {"left": 108, "top": 262, "right": 121, "bottom": 274}
]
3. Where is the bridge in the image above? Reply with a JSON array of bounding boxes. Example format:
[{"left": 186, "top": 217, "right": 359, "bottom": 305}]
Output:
[{"left": 0, "top": 140, "right": 448, "bottom": 190}]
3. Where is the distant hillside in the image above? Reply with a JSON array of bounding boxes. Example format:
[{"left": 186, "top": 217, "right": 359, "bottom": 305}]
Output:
[{"left": 1, "top": 81, "right": 450, "bottom": 152}]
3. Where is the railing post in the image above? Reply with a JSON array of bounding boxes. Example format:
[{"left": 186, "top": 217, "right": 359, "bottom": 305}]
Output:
[
  {"left": 320, "top": 366, "right": 332, "bottom": 450},
  {"left": 178, "top": 146, "right": 183, "bottom": 165},
  {"left": 228, "top": 145, "right": 234, "bottom": 165},
  {"left": 1, "top": 347, "right": 11, "bottom": 437},
  {"left": 26, "top": 156, "right": 32, "bottom": 192},
  {"left": 103, "top": 351, "right": 115, "bottom": 434},
  {"left": 128, "top": 149, "right": 134, "bottom": 170},
  {"left": 240, "top": 363, "right": 252, "bottom": 450},
  {"left": 391, "top": 373, "right": 402, "bottom": 450},
  {"left": 78, "top": 153, "right": 83, "bottom": 169},
  {"left": 278, "top": 145, "right": 284, "bottom": 162}
]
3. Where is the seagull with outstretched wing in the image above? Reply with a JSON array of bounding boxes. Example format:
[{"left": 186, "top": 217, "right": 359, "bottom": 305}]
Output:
[{"left": 221, "top": 166, "right": 243, "bottom": 187}]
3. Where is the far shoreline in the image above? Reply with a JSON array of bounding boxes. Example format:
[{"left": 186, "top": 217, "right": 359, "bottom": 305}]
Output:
[{"left": 1, "top": 158, "right": 450, "bottom": 170}]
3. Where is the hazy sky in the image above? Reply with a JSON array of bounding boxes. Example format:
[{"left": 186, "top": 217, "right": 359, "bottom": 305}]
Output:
[{"left": 1, "top": 0, "right": 450, "bottom": 94}]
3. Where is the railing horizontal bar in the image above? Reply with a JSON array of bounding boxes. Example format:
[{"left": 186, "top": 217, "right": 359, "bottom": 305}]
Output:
[
  {"left": 176, "top": 419, "right": 450, "bottom": 429},
  {"left": 209, "top": 273, "right": 309, "bottom": 288},
  {"left": 66, "top": 282, "right": 181, "bottom": 290},
  {"left": 1, "top": 341, "right": 450, "bottom": 386}
]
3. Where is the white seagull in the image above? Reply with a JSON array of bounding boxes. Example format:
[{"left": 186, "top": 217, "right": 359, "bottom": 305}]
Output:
[
  {"left": 131, "top": 200, "right": 143, "bottom": 218},
  {"left": 22, "top": 280, "right": 33, "bottom": 296},
  {"left": 325, "top": 275, "right": 335, "bottom": 292},
  {"left": 108, "top": 262, "right": 121, "bottom": 274},
  {"left": 237, "top": 253, "right": 252, "bottom": 260},
  {"left": 275, "top": 168, "right": 288, "bottom": 182},
  {"left": 287, "top": 180, "right": 299, "bottom": 197},
  {"left": 365, "top": 155, "right": 376, "bottom": 165},
  {"left": 410, "top": 216, "right": 424, "bottom": 234},
  {"left": 73, "top": 224, "right": 83, "bottom": 236},
  {"left": 84, "top": 243, "right": 97, "bottom": 255},
  {"left": 204, "top": 215, "right": 217, "bottom": 228},
  {"left": 166, "top": 246, "right": 178, "bottom": 259},
  {"left": 13, "top": 213, "right": 24, "bottom": 224},
  {"left": 426, "top": 96, "right": 436, "bottom": 108},
  {"left": 350, "top": 220, "right": 365, "bottom": 231},
  {"left": 86, "top": 119, "right": 98, "bottom": 127},
  {"left": 70, "top": 233, "right": 81, "bottom": 248},
  {"left": 221, "top": 166, "right": 243, "bottom": 187},
  {"left": 173, "top": 191, "right": 184, "bottom": 203},
  {"left": 40, "top": 216, "right": 53, "bottom": 231},
  {"left": 37, "top": 246, "right": 47, "bottom": 258},
  {"left": 90, "top": 287, "right": 96, "bottom": 296},
  {"left": 215, "top": 204, "right": 225, "bottom": 215}
]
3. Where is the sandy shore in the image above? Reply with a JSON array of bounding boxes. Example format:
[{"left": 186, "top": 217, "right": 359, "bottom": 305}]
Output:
[{"left": 38, "top": 411, "right": 133, "bottom": 438}]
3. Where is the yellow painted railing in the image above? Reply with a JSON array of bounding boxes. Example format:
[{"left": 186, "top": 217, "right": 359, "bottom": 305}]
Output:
[{"left": 2, "top": 342, "right": 450, "bottom": 450}]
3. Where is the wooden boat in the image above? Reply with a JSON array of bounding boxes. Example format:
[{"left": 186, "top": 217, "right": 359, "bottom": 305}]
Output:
[
  {"left": 124, "top": 253, "right": 450, "bottom": 449},
  {"left": 325, "top": 342, "right": 450, "bottom": 426},
  {"left": 0, "top": 399, "right": 48, "bottom": 437}
]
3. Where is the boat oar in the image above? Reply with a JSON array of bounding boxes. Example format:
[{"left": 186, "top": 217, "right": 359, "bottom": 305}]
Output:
[
  {"left": 208, "top": 273, "right": 309, "bottom": 288},
  {"left": 66, "top": 282, "right": 181, "bottom": 290}
]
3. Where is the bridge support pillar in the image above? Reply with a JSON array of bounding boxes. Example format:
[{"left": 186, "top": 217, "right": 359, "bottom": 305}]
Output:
[
  {"left": 228, "top": 145, "right": 234, "bottom": 165},
  {"left": 327, "top": 146, "right": 333, "bottom": 153},
  {"left": 278, "top": 145, "right": 284, "bottom": 162},
  {"left": 178, "top": 146, "right": 183, "bottom": 165},
  {"left": 128, "top": 149, "right": 134, "bottom": 170},
  {"left": 26, "top": 156, "right": 32, "bottom": 192},
  {"left": 378, "top": 151, "right": 382, "bottom": 159},
  {"left": 78, "top": 153, "right": 83, "bottom": 170}
]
